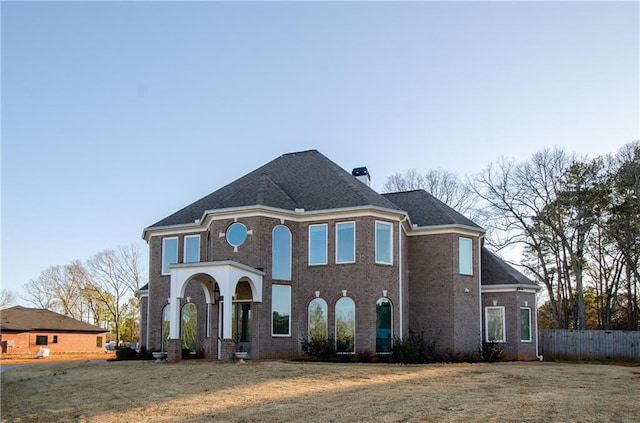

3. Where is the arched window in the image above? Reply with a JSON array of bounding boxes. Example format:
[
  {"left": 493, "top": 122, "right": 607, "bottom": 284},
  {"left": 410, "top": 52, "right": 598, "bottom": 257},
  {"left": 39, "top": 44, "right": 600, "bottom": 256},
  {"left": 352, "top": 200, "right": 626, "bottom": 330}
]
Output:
[
  {"left": 161, "top": 305, "right": 170, "bottom": 352},
  {"left": 335, "top": 297, "right": 355, "bottom": 353},
  {"left": 272, "top": 225, "right": 292, "bottom": 280},
  {"left": 308, "top": 298, "right": 328, "bottom": 341},
  {"left": 376, "top": 298, "right": 393, "bottom": 353},
  {"left": 181, "top": 303, "right": 197, "bottom": 352}
]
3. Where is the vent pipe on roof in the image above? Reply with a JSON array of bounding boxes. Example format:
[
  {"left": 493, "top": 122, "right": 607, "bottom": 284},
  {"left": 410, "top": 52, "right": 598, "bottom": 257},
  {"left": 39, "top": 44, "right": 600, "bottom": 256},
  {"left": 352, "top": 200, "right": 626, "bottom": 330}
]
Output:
[{"left": 352, "top": 167, "right": 370, "bottom": 187}]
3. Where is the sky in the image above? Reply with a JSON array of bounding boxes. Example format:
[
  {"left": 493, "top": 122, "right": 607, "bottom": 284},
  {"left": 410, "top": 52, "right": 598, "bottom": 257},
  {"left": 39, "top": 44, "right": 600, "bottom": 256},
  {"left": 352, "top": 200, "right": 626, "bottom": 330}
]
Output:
[{"left": 2, "top": 1, "right": 639, "bottom": 303}]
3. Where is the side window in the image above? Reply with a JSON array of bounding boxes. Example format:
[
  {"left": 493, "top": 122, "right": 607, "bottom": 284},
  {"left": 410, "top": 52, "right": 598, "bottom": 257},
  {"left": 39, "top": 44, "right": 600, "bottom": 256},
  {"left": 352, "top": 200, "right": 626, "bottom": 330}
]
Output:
[
  {"left": 181, "top": 303, "right": 197, "bottom": 351},
  {"left": 309, "top": 224, "right": 328, "bottom": 265},
  {"left": 308, "top": 298, "right": 328, "bottom": 341},
  {"left": 162, "top": 237, "right": 178, "bottom": 275},
  {"left": 376, "top": 298, "right": 392, "bottom": 353},
  {"left": 161, "top": 305, "right": 170, "bottom": 352},
  {"left": 272, "top": 285, "right": 291, "bottom": 336},
  {"left": 36, "top": 335, "right": 48, "bottom": 345},
  {"left": 272, "top": 225, "right": 292, "bottom": 280},
  {"left": 184, "top": 235, "right": 200, "bottom": 264},
  {"left": 459, "top": 237, "right": 473, "bottom": 275},
  {"left": 335, "top": 297, "right": 356, "bottom": 353},
  {"left": 520, "top": 307, "right": 532, "bottom": 342},
  {"left": 485, "top": 306, "right": 506, "bottom": 342},
  {"left": 375, "top": 221, "right": 393, "bottom": 265},
  {"left": 96, "top": 336, "right": 103, "bottom": 348},
  {"left": 336, "top": 222, "right": 355, "bottom": 264}
]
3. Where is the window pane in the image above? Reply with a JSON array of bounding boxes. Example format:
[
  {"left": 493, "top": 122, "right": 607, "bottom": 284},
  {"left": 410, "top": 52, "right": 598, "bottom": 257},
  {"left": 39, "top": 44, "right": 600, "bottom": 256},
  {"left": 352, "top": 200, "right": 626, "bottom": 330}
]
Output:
[
  {"left": 162, "top": 238, "right": 178, "bottom": 275},
  {"left": 486, "top": 307, "right": 505, "bottom": 342},
  {"left": 376, "top": 298, "right": 392, "bottom": 353},
  {"left": 181, "top": 303, "right": 197, "bottom": 351},
  {"left": 308, "top": 298, "right": 328, "bottom": 340},
  {"left": 36, "top": 335, "right": 48, "bottom": 345},
  {"left": 375, "top": 222, "right": 392, "bottom": 264},
  {"left": 96, "top": 336, "right": 103, "bottom": 348},
  {"left": 272, "top": 225, "right": 292, "bottom": 280},
  {"left": 184, "top": 236, "right": 200, "bottom": 263},
  {"left": 226, "top": 223, "right": 247, "bottom": 247},
  {"left": 336, "top": 222, "right": 355, "bottom": 263},
  {"left": 309, "top": 225, "right": 327, "bottom": 265},
  {"left": 459, "top": 237, "right": 473, "bottom": 275},
  {"left": 272, "top": 285, "right": 291, "bottom": 336},
  {"left": 335, "top": 297, "right": 355, "bottom": 353},
  {"left": 520, "top": 308, "right": 531, "bottom": 341},
  {"left": 162, "top": 305, "right": 170, "bottom": 352}
]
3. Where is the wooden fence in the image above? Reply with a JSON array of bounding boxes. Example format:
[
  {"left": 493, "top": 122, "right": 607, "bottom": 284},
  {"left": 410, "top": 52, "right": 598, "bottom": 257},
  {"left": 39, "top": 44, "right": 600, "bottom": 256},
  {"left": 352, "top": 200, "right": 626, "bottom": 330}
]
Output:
[{"left": 540, "top": 330, "right": 640, "bottom": 362}]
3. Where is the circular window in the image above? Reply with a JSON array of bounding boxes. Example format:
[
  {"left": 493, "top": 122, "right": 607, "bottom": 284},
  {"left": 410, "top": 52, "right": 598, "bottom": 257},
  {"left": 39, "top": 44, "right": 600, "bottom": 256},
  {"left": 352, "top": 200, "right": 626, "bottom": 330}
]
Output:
[{"left": 226, "top": 222, "right": 248, "bottom": 247}]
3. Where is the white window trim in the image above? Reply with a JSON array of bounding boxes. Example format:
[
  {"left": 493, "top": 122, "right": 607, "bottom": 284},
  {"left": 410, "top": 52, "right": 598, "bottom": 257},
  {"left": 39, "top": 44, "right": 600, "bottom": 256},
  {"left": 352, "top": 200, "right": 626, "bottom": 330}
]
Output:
[
  {"left": 335, "top": 221, "right": 356, "bottom": 264},
  {"left": 271, "top": 285, "right": 292, "bottom": 337},
  {"left": 183, "top": 235, "right": 200, "bottom": 264},
  {"left": 162, "top": 237, "right": 179, "bottom": 276},
  {"left": 520, "top": 307, "right": 532, "bottom": 343},
  {"left": 485, "top": 306, "right": 506, "bottom": 343},
  {"left": 308, "top": 224, "right": 328, "bottom": 266},
  {"left": 375, "top": 221, "right": 393, "bottom": 265},
  {"left": 459, "top": 237, "right": 473, "bottom": 275}
]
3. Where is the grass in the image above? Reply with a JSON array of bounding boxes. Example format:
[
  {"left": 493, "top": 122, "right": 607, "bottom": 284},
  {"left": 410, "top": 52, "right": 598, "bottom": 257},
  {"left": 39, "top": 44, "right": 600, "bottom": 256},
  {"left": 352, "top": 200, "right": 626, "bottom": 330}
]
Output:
[{"left": 2, "top": 359, "right": 639, "bottom": 422}]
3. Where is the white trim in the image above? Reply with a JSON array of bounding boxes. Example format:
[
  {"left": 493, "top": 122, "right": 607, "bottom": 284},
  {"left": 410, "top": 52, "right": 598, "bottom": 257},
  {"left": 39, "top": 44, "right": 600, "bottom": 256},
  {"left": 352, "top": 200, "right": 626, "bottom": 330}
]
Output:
[
  {"left": 308, "top": 223, "right": 328, "bottom": 266},
  {"left": 271, "top": 284, "right": 292, "bottom": 337},
  {"left": 375, "top": 220, "right": 393, "bottom": 265},
  {"left": 408, "top": 224, "right": 485, "bottom": 237},
  {"left": 162, "top": 237, "right": 179, "bottom": 275},
  {"left": 482, "top": 284, "right": 541, "bottom": 294},
  {"left": 335, "top": 221, "right": 356, "bottom": 264},
  {"left": 183, "top": 234, "right": 200, "bottom": 264},
  {"left": 520, "top": 307, "right": 532, "bottom": 343},
  {"left": 399, "top": 221, "right": 405, "bottom": 339},
  {"left": 485, "top": 306, "right": 506, "bottom": 343}
]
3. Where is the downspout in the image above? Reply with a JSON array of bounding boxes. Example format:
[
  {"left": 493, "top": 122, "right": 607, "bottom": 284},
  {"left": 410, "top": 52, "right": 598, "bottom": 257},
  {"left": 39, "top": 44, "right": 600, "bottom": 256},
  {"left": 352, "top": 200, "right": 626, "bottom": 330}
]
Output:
[
  {"left": 478, "top": 237, "right": 483, "bottom": 353},
  {"left": 398, "top": 220, "right": 404, "bottom": 339},
  {"left": 535, "top": 291, "right": 543, "bottom": 361}
]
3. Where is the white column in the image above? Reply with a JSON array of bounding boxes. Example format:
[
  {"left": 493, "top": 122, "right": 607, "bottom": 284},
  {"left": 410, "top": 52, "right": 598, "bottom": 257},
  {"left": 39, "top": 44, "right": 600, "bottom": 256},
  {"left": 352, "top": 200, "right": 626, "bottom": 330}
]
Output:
[{"left": 168, "top": 268, "right": 182, "bottom": 339}]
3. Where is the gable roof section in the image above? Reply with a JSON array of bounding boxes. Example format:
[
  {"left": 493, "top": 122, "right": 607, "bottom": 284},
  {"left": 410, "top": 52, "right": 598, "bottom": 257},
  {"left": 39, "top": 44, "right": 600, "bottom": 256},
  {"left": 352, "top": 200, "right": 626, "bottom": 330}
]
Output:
[
  {"left": 382, "top": 190, "right": 483, "bottom": 229},
  {"left": 481, "top": 248, "right": 539, "bottom": 288},
  {"left": 148, "top": 150, "right": 401, "bottom": 229},
  {"left": 0, "top": 306, "right": 106, "bottom": 333}
]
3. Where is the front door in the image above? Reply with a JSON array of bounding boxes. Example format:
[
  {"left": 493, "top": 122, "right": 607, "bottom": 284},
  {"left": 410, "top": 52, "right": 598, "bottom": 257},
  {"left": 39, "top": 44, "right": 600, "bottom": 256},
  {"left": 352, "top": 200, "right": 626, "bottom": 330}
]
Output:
[{"left": 232, "top": 302, "right": 251, "bottom": 357}]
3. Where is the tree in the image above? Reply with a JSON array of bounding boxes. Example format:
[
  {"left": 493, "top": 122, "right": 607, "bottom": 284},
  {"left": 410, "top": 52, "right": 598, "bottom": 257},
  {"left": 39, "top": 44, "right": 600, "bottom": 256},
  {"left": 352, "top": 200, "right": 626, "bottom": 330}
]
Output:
[
  {"left": 0, "top": 289, "right": 16, "bottom": 309},
  {"left": 86, "top": 244, "right": 144, "bottom": 346},
  {"left": 382, "top": 168, "right": 477, "bottom": 217}
]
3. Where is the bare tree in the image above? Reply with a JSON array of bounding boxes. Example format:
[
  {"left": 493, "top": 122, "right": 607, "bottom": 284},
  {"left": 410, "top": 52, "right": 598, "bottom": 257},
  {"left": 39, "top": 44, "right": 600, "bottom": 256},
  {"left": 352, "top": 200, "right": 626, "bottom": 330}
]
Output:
[
  {"left": 383, "top": 168, "right": 477, "bottom": 217},
  {"left": 86, "top": 244, "right": 144, "bottom": 345},
  {"left": 0, "top": 289, "right": 17, "bottom": 309}
]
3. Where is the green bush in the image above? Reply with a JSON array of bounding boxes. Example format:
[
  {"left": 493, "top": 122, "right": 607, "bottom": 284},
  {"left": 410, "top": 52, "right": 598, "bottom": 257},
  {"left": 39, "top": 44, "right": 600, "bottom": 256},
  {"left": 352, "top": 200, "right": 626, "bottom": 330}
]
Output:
[{"left": 300, "top": 336, "right": 336, "bottom": 361}]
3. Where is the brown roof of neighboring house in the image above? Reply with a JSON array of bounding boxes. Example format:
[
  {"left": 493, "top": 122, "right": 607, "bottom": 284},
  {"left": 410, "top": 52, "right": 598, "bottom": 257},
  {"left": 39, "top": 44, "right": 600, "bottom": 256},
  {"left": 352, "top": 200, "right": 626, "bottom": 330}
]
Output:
[{"left": 0, "top": 306, "right": 107, "bottom": 333}]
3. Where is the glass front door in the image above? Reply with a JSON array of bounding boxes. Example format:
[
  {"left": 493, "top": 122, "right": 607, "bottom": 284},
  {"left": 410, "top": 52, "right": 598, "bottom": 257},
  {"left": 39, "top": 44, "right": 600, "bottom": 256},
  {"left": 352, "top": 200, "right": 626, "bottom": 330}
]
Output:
[{"left": 232, "top": 302, "right": 251, "bottom": 356}]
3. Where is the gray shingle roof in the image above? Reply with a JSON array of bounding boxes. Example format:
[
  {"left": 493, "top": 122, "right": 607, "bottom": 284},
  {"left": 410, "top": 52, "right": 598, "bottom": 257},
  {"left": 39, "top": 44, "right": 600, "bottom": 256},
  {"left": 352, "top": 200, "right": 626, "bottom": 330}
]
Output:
[
  {"left": 382, "top": 190, "right": 483, "bottom": 229},
  {"left": 481, "top": 249, "right": 539, "bottom": 287},
  {"left": 148, "top": 150, "right": 401, "bottom": 229},
  {"left": 0, "top": 306, "right": 107, "bottom": 333}
]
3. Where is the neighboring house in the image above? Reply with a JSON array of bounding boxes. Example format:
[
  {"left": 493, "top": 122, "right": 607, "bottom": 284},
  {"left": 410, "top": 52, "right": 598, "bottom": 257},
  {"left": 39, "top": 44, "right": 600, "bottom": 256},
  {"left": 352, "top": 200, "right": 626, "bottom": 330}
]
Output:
[
  {"left": 0, "top": 306, "right": 107, "bottom": 354},
  {"left": 139, "top": 150, "right": 540, "bottom": 362}
]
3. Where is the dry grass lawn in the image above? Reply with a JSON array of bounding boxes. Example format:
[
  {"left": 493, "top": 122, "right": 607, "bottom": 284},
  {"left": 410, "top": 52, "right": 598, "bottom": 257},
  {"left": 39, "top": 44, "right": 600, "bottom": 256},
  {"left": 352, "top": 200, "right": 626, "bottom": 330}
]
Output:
[{"left": 1, "top": 359, "right": 639, "bottom": 422}]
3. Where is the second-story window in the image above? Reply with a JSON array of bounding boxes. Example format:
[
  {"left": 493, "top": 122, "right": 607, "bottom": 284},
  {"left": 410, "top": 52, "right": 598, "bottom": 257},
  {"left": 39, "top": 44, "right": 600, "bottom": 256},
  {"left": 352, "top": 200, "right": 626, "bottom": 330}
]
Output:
[
  {"left": 309, "top": 224, "right": 328, "bottom": 265},
  {"left": 162, "top": 237, "right": 178, "bottom": 275},
  {"left": 375, "top": 221, "right": 393, "bottom": 265},
  {"left": 272, "top": 225, "right": 292, "bottom": 280},
  {"left": 459, "top": 237, "right": 473, "bottom": 275},
  {"left": 184, "top": 235, "right": 200, "bottom": 263},
  {"left": 336, "top": 222, "right": 355, "bottom": 264}
]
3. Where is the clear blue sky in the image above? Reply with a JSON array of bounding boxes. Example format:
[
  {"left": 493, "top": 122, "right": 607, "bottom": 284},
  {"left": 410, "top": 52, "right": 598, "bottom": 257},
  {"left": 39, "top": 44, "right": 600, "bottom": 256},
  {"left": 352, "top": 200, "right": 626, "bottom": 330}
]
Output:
[{"left": 2, "top": 1, "right": 638, "bottom": 302}]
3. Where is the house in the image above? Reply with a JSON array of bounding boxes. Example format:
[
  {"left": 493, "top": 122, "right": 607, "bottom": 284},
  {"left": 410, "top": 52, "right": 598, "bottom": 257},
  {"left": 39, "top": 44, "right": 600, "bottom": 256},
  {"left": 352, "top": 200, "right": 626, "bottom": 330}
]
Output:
[
  {"left": 0, "top": 306, "right": 107, "bottom": 354},
  {"left": 138, "top": 150, "right": 540, "bottom": 361}
]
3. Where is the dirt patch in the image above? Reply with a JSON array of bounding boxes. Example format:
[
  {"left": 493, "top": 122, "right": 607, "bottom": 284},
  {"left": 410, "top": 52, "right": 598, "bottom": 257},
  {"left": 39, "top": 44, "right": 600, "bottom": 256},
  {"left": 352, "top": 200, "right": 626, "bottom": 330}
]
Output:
[{"left": 2, "top": 360, "right": 639, "bottom": 422}]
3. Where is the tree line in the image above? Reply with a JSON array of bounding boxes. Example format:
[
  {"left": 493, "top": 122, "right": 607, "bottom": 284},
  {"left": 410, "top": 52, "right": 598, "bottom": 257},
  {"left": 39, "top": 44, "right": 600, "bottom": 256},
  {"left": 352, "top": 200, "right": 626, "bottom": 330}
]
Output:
[
  {"left": 20, "top": 244, "right": 145, "bottom": 345},
  {"left": 384, "top": 140, "right": 639, "bottom": 331}
]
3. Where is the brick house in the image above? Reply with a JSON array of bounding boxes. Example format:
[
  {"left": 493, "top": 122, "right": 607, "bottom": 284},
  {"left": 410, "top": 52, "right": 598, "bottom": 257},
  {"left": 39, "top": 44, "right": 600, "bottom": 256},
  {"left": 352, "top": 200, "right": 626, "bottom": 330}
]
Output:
[
  {"left": 138, "top": 150, "right": 540, "bottom": 361},
  {"left": 0, "top": 306, "right": 107, "bottom": 354}
]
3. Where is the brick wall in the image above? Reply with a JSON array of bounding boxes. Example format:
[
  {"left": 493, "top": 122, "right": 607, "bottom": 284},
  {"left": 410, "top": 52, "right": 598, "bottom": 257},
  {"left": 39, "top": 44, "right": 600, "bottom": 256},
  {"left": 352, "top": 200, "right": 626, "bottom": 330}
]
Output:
[{"left": 1, "top": 331, "right": 106, "bottom": 354}]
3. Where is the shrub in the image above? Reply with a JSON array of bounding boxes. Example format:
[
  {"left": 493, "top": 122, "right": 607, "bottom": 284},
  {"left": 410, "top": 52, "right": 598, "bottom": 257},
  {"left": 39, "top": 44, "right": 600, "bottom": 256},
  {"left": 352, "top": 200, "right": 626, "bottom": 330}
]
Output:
[
  {"left": 115, "top": 347, "right": 138, "bottom": 361},
  {"left": 481, "top": 341, "right": 505, "bottom": 362},
  {"left": 300, "top": 336, "right": 336, "bottom": 361}
]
